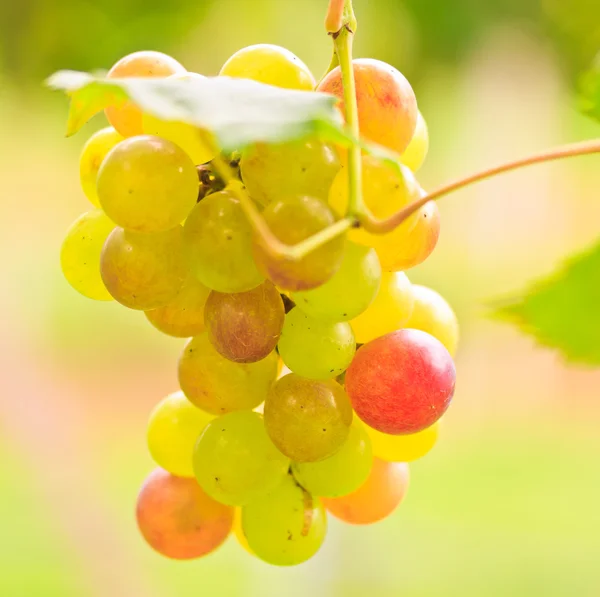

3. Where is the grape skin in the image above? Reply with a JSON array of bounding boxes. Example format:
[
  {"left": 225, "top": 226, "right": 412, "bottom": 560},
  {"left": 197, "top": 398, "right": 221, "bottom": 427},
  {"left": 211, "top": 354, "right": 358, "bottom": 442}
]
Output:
[
  {"left": 264, "top": 373, "right": 353, "bottom": 462},
  {"left": 205, "top": 281, "right": 285, "bottom": 363},
  {"left": 366, "top": 420, "right": 439, "bottom": 463},
  {"left": 178, "top": 332, "right": 278, "bottom": 415},
  {"left": 193, "top": 411, "right": 290, "bottom": 506},
  {"left": 401, "top": 111, "right": 429, "bottom": 172}
]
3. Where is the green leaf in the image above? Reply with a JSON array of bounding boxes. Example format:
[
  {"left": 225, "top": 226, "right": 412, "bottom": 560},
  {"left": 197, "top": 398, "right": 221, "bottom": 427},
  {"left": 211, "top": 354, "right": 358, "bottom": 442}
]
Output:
[
  {"left": 45, "top": 70, "right": 344, "bottom": 152},
  {"left": 492, "top": 241, "right": 600, "bottom": 365},
  {"left": 579, "top": 54, "right": 600, "bottom": 123}
]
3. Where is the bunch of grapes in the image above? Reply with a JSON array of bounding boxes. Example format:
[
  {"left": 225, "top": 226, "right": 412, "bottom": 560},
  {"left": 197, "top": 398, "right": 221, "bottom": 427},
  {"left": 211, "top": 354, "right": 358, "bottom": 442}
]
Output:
[{"left": 61, "top": 44, "right": 459, "bottom": 566}]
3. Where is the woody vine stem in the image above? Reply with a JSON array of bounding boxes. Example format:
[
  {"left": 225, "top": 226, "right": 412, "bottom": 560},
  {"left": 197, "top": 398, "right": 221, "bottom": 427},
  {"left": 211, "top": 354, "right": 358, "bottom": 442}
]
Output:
[{"left": 213, "top": 0, "right": 600, "bottom": 262}]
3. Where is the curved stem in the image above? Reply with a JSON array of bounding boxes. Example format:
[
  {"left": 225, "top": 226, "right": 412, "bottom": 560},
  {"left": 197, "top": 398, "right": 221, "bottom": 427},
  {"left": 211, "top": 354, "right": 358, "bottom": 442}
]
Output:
[
  {"left": 317, "top": 49, "right": 339, "bottom": 87},
  {"left": 361, "top": 138, "right": 600, "bottom": 233}
]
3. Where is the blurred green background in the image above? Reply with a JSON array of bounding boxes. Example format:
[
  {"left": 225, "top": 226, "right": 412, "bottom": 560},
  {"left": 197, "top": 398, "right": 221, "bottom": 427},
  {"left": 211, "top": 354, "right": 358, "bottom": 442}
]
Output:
[{"left": 1, "top": 0, "right": 600, "bottom": 595}]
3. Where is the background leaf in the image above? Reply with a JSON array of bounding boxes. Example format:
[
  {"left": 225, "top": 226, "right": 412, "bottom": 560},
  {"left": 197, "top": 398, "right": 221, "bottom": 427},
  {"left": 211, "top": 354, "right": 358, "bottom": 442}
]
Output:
[
  {"left": 492, "top": 240, "right": 600, "bottom": 365},
  {"left": 579, "top": 53, "right": 600, "bottom": 123},
  {"left": 46, "top": 70, "right": 343, "bottom": 151}
]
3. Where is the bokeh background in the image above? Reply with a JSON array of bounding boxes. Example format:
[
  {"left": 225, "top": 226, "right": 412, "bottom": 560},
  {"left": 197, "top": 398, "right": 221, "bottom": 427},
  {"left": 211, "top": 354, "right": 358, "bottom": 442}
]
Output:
[{"left": 1, "top": 0, "right": 600, "bottom": 595}]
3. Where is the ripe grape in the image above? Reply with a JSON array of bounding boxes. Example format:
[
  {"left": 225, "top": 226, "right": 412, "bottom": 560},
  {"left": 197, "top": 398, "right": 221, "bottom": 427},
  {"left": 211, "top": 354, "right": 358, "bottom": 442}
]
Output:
[
  {"left": 219, "top": 44, "right": 315, "bottom": 91},
  {"left": 136, "top": 468, "right": 233, "bottom": 559},
  {"left": 382, "top": 198, "right": 440, "bottom": 271},
  {"left": 145, "top": 275, "right": 211, "bottom": 338},
  {"left": 346, "top": 329, "right": 455, "bottom": 434},
  {"left": 328, "top": 155, "right": 421, "bottom": 264},
  {"left": 100, "top": 226, "right": 187, "bottom": 310},
  {"left": 366, "top": 421, "right": 439, "bottom": 462},
  {"left": 97, "top": 135, "right": 198, "bottom": 233},
  {"left": 60, "top": 209, "right": 115, "bottom": 301},
  {"left": 406, "top": 284, "right": 459, "bottom": 356},
  {"left": 401, "top": 111, "right": 429, "bottom": 172},
  {"left": 79, "top": 127, "right": 123, "bottom": 206},
  {"left": 264, "top": 373, "right": 352, "bottom": 462},
  {"left": 278, "top": 308, "right": 355, "bottom": 379},
  {"left": 322, "top": 458, "right": 409, "bottom": 525},
  {"left": 293, "top": 420, "right": 372, "bottom": 497},
  {"left": 351, "top": 272, "right": 414, "bottom": 343},
  {"left": 178, "top": 332, "right": 278, "bottom": 414},
  {"left": 105, "top": 51, "right": 186, "bottom": 137},
  {"left": 317, "top": 58, "right": 417, "bottom": 154},
  {"left": 183, "top": 190, "right": 264, "bottom": 293},
  {"left": 192, "top": 411, "right": 289, "bottom": 506},
  {"left": 205, "top": 281, "right": 284, "bottom": 363},
  {"left": 146, "top": 391, "right": 213, "bottom": 477},
  {"left": 142, "top": 72, "right": 217, "bottom": 165},
  {"left": 242, "top": 474, "right": 327, "bottom": 566},
  {"left": 252, "top": 195, "right": 346, "bottom": 291},
  {"left": 233, "top": 508, "right": 253, "bottom": 554},
  {"left": 240, "top": 139, "right": 340, "bottom": 205},
  {"left": 291, "top": 242, "right": 381, "bottom": 322}
]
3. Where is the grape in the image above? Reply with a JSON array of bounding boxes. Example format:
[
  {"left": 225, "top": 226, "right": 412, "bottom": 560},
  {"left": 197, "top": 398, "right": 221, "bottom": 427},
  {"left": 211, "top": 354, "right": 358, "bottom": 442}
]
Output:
[
  {"left": 97, "top": 135, "right": 198, "bottom": 233},
  {"left": 178, "top": 332, "right": 278, "bottom": 415},
  {"left": 366, "top": 421, "right": 439, "bottom": 463},
  {"left": 192, "top": 411, "right": 289, "bottom": 506},
  {"left": 219, "top": 44, "right": 315, "bottom": 91},
  {"left": 183, "top": 190, "right": 264, "bottom": 293},
  {"left": 100, "top": 226, "right": 187, "bottom": 310},
  {"left": 382, "top": 198, "right": 440, "bottom": 272},
  {"left": 240, "top": 139, "right": 340, "bottom": 205},
  {"left": 252, "top": 195, "right": 346, "bottom": 291},
  {"left": 293, "top": 420, "right": 372, "bottom": 497},
  {"left": 79, "top": 127, "right": 123, "bottom": 207},
  {"left": 291, "top": 242, "right": 381, "bottom": 322},
  {"left": 205, "top": 281, "right": 284, "bottom": 363},
  {"left": 233, "top": 508, "right": 253, "bottom": 554},
  {"left": 278, "top": 308, "right": 355, "bottom": 379},
  {"left": 346, "top": 329, "right": 455, "bottom": 434},
  {"left": 136, "top": 468, "right": 233, "bottom": 559},
  {"left": 322, "top": 458, "right": 409, "bottom": 525},
  {"left": 406, "top": 285, "right": 459, "bottom": 356},
  {"left": 60, "top": 209, "right": 115, "bottom": 301},
  {"left": 401, "top": 111, "right": 429, "bottom": 172},
  {"left": 142, "top": 72, "right": 217, "bottom": 165},
  {"left": 146, "top": 391, "right": 213, "bottom": 477},
  {"left": 145, "top": 275, "right": 211, "bottom": 338},
  {"left": 264, "top": 373, "right": 352, "bottom": 462},
  {"left": 242, "top": 474, "right": 327, "bottom": 566},
  {"left": 105, "top": 51, "right": 186, "bottom": 137},
  {"left": 317, "top": 58, "right": 417, "bottom": 154},
  {"left": 351, "top": 272, "right": 414, "bottom": 343}
]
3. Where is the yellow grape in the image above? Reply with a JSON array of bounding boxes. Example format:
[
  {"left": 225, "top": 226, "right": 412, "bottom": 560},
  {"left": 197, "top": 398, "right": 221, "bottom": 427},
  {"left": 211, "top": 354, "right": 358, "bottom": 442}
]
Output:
[
  {"left": 401, "top": 111, "right": 429, "bottom": 172},
  {"left": 60, "top": 209, "right": 115, "bottom": 301},
  {"left": 105, "top": 51, "right": 186, "bottom": 137},
  {"left": 365, "top": 421, "right": 439, "bottom": 462},
  {"left": 351, "top": 272, "right": 414, "bottom": 343},
  {"left": 233, "top": 508, "right": 253, "bottom": 554},
  {"left": 79, "top": 127, "right": 123, "bottom": 206},
  {"left": 219, "top": 44, "right": 315, "bottom": 90}
]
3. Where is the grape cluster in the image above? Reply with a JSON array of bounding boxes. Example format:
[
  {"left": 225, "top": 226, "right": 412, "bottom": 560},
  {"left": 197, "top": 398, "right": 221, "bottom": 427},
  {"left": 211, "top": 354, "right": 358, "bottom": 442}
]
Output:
[{"left": 61, "top": 44, "right": 459, "bottom": 566}]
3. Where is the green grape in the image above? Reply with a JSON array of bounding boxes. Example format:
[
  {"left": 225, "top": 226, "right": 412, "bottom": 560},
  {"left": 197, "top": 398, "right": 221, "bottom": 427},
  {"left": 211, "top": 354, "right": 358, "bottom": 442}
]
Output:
[
  {"left": 242, "top": 474, "right": 327, "bottom": 566},
  {"left": 264, "top": 373, "right": 352, "bottom": 462},
  {"left": 79, "top": 127, "right": 124, "bottom": 206},
  {"left": 147, "top": 391, "right": 213, "bottom": 477},
  {"left": 205, "top": 281, "right": 284, "bottom": 363},
  {"left": 145, "top": 275, "right": 211, "bottom": 338},
  {"left": 97, "top": 135, "right": 198, "bottom": 233},
  {"left": 193, "top": 411, "right": 289, "bottom": 506},
  {"left": 240, "top": 139, "right": 340, "bottom": 205},
  {"left": 142, "top": 72, "right": 217, "bottom": 165},
  {"left": 183, "top": 190, "right": 264, "bottom": 293},
  {"left": 178, "top": 332, "right": 278, "bottom": 414},
  {"left": 278, "top": 308, "right": 355, "bottom": 379},
  {"left": 252, "top": 195, "right": 346, "bottom": 291},
  {"left": 293, "top": 420, "right": 373, "bottom": 497},
  {"left": 401, "top": 111, "right": 429, "bottom": 172},
  {"left": 351, "top": 272, "right": 414, "bottom": 343},
  {"left": 219, "top": 44, "right": 315, "bottom": 91},
  {"left": 60, "top": 209, "right": 115, "bottom": 301},
  {"left": 100, "top": 226, "right": 187, "bottom": 310},
  {"left": 291, "top": 242, "right": 381, "bottom": 322}
]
